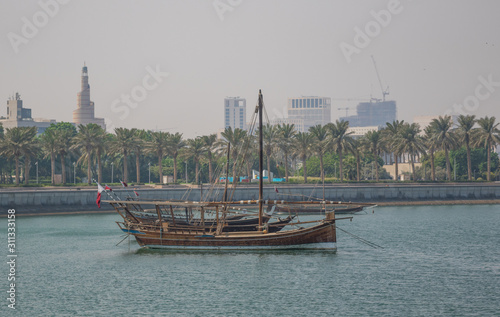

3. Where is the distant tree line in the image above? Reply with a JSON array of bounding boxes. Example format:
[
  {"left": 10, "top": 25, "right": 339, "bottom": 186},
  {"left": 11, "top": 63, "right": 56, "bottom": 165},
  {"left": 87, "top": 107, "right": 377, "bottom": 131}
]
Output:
[{"left": 0, "top": 114, "right": 499, "bottom": 186}]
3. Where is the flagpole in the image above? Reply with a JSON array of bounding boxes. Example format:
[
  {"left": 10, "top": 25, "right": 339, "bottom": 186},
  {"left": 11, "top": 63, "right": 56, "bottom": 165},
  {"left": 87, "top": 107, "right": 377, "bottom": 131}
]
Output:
[{"left": 119, "top": 180, "right": 137, "bottom": 200}]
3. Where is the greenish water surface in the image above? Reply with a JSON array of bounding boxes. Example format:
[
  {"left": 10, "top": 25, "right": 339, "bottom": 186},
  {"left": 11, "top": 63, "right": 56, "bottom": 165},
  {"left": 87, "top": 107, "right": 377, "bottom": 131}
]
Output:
[{"left": 1, "top": 205, "right": 499, "bottom": 316}]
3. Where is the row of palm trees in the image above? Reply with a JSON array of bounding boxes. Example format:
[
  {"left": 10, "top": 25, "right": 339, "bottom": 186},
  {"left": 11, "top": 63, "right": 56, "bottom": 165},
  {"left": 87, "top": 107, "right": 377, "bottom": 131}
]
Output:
[{"left": 0, "top": 114, "right": 499, "bottom": 185}]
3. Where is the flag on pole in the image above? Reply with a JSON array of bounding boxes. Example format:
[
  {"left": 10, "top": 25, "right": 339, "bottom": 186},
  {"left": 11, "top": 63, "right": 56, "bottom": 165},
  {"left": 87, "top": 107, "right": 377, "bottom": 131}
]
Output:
[
  {"left": 105, "top": 185, "right": 112, "bottom": 191},
  {"left": 96, "top": 183, "right": 105, "bottom": 208},
  {"left": 134, "top": 189, "right": 139, "bottom": 197},
  {"left": 274, "top": 186, "right": 279, "bottom": 193},
  {"left": 120, "top": 180, "right": 128, "bottom": 187}
]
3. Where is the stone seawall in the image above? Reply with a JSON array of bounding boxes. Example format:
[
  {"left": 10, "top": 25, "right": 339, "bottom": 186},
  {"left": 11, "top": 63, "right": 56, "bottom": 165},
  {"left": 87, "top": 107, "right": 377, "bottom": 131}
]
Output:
[{"left": 1, "top": 183, "right": 500, "bottom": 215}]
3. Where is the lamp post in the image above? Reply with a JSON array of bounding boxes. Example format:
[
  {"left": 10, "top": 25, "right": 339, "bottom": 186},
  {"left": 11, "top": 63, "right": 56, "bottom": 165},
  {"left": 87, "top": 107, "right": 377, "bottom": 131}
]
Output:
[
  {"left": 111, "top": 162, "right": 114, "bottom": 183},
  {"left": 185, "top": 161, "right": 188, "bottom": 183},
  {"left": 35, "top": 161, "right": 38, "bottom": 184},
  {"left": 148, "top": 162, "right": 151, "bottom": 184},
  {"left": 73, "top": 162, "right": 76, "bottom": 184}
]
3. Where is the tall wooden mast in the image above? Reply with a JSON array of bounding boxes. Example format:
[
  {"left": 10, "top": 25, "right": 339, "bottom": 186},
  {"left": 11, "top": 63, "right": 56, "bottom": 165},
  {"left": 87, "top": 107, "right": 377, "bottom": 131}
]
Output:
[{"left": 258, "top": 90, "right": 264, "bottom": 230}]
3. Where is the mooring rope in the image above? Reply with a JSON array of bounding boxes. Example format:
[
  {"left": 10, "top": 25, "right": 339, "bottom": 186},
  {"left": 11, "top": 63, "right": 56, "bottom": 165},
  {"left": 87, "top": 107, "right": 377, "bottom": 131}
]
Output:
[{"left": 336, "top": 226, "right": 384, "bottom": 249}]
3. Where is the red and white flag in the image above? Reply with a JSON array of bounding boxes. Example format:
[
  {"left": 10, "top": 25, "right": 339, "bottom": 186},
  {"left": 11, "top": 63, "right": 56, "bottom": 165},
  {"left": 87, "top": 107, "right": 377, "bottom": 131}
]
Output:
[
  {"left": 134, "top": 190, "right": 139, "bottom": 197},
  {"left": 120, "top": 180, "right": 128, "bottom": 187},
  {"left": 274, "top": 186, "right": 279, "bottom": 193},
  {"left": 105, "top": 185, "right": 112, "bottom": 191},
  {"left": 96, "top": 183, "right": 105, "bottom": 208}
]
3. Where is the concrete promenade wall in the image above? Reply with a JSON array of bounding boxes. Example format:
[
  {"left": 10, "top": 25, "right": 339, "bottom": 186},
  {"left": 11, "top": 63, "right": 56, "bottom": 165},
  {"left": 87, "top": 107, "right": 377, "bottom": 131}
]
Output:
[{"left": 1, "top": 183, "right": 500, "bottom": 214}]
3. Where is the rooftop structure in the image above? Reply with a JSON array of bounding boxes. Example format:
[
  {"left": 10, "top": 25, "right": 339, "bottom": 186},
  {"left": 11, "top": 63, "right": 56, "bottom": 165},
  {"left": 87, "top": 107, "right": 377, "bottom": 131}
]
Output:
[
  {"left": 268, "top": 118, "right": 304, "bottom": 132},
  {"left": 413, "top": 115, "right": 458, "bottom": 135},
  {"left": 347, "top": 126, "right": 380, "bottom": 139},
  {"left": 0, "top": 93, "right": 60, "bottom": 134}
]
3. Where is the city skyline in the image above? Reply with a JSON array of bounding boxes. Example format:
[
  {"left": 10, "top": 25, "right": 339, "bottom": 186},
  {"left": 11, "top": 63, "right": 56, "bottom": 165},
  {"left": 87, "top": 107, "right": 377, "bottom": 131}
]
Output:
[{"left": 1, "top": 1, "right": 499, "bottom": 138}]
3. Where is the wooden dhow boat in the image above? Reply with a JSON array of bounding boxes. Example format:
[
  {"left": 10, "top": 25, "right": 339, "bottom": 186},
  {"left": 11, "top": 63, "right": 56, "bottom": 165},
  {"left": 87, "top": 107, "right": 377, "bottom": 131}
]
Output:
[{"left": 106, "top": 90, "right": 354, "bottom": 251}]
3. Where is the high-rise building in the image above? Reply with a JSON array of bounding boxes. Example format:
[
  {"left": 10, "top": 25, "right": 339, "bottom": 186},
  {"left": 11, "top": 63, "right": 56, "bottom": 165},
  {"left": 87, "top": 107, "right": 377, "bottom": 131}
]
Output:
[
  {"left": 224, "top": 97, "right": 246, "bottom": 130},
  {"left": 287, "top": 96, "right": 331, "bottom": 132},
  {"left": 340, "top": 100, "right": 396, "bottom": 127},
  {"left": 72, "top": 63, "right": 106, "bottom": 130},
  {"left": 0, "top": 93, "right": 59, "bottom": 135}
]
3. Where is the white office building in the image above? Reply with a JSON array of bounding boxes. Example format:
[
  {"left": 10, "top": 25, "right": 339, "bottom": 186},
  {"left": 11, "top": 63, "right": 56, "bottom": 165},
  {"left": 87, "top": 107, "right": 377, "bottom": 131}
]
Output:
[
  {"left": 287, "top": 96, "right": 331, "bottom": 132},
  {"left": 224, "top": 97, "right": 246, "bottom": 130}
]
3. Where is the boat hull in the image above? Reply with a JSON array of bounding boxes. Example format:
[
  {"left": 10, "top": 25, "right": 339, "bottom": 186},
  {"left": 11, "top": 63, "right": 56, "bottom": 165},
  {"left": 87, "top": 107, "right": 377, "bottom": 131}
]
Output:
[
  {"left": 130, "top": 221, "right": 336, "bottom": 251},
  {"left": 141, "top": 242, "right": 336, "bottom": 251}
]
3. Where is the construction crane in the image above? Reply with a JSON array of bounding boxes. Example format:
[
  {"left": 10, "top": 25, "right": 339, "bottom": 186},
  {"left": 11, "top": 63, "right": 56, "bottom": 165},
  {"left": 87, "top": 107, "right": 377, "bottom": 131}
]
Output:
[
  {"left": 337, "top": 107, "right": 350, "bottom": 117},
  {"left": 371, "top": 55, "right": 389, "bottom": 101}
]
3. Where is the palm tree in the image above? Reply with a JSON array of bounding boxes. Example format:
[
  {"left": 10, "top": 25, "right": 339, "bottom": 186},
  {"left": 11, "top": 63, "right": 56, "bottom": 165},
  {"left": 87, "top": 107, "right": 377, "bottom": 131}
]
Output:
[
  {"left": 40, "top": 129, "right": 58, "bottom": 185},
  {"left": 110, "top": 128, "right": 138, "bottom": 184},
  {"left": 348, "top": 138, "right": 362, "bottom": 181},
  {"left": 21, "top": 128, "right": 39, "bottom": 185},
  {"left": 293, "top": 132, "right": 312, "bottom": 183},
  {"left": 328, "top": 120, "right": 352, "bottom": 181},
  {"left": 309, "top": 124, "right": 330, "bottom": 182},
  {"left": 71, "top": 124, "right": 103, "bottom": 185},
  {"left": 54, "top": 126, "right": 76, "bottom": 185},
  {"left": 430, "top": 116, "right": 458, "bottom": 181},
  {"left": 384, "top": 120, "right": 405, "bottom": 181},
  {"left": 218, "top": 127, "right": 247, "bottom": 183},
  {"left": 262, "top": 124, "right": 278, "bottom": 183},
  {"left": 22, "top": 138, "right": 39, "bottom": 185},
  {"left": 132, "top": 129, "right": 147, "bottom": 183},
  {"left": 276, "top": 123, "right": 296, "bottom": 182},
  {"left": 93, "top": 127, "right": 107, "bottom": 184},
  {"left": 0, "top": 127, "right": 38, "bottom": 185},
  {"left": 183, "top": 137, "right": 206, "bottom": 184},
  {"left": 148, "top": 131, "right": 169, "bottom": 183},
  {"left": 394, "top": 123, "right": 426, "bottom": 181},
  {"left": 456, "top": 115, "right": 476, "bottom": 181},
  {"left": 363, "top": 130, "right": 383, "bottom": 181},
  {"left": 241, "top": 134, "right": 256, "bottom": 180},
  {"left": 476, "top": 116, "right": 500, "bottom": 181},
  {"left": 202, "top": 134, "right": 217, "bottom": 183},
  {"left": 423, "top": 126, "right": 438, "bottom": 181},
  {"left": 167, "top": 132, "right": 185, "bottom": 183}
]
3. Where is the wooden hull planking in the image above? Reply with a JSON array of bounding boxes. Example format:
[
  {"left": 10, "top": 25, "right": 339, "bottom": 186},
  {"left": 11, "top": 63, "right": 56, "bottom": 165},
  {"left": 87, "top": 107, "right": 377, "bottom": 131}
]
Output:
[{"left": 126, "top": 221, "right": 336, "bottom": 251}]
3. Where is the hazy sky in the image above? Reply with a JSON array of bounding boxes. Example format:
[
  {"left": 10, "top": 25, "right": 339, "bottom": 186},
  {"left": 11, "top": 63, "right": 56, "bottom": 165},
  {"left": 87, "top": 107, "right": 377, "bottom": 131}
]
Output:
[{"left": 1, "top": 0, "right": 499, "bottom": 138}]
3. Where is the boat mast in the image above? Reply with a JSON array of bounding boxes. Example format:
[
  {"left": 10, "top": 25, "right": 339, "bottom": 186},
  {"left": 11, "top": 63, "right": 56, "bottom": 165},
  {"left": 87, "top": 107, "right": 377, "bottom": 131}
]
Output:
[
  {"left": 258, "top": 90, "right": 263, "bottom": 230},
  {"left": 223, "top": 142, "right": 231, "bottom": 202}
]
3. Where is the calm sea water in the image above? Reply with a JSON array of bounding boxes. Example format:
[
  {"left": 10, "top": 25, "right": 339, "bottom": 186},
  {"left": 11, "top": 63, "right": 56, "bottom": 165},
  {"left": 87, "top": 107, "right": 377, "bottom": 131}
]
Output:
[{"left": 1, "top": 205, "right": 499, "bottom": 316}]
